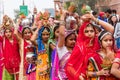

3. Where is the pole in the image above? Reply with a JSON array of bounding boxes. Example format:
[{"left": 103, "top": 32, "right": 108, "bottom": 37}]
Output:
[{"left": 23, "top": 0, "right": 25, "bottom": 5}]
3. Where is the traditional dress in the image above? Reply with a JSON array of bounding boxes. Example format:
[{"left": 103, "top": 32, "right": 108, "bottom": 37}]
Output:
[
  {"left": 65, "top": 22, "right": 100, "bottom": 80},
  {"left": 51, "top": 49, "right": 59, "bottom": 80},
  {"left": 87, "top": 53, "right": 118, "bottom": 80},
  {"left": 48, "top": 39, "right": 57, "bottom": 80},
  {"left": 57, "top": 46, "right": 70, "bottom": 80},
  {"left": 0, "top": 35, "right": 20, "bottom": 80},
  {"left": 36, "top": 27, "right": 50, "bottom": 80},
  {"left": 19, "top": 39, "right": 36, "bottom": 80},
  {"left": 0, "top": 42, "right": 3, "bottom": 80}
]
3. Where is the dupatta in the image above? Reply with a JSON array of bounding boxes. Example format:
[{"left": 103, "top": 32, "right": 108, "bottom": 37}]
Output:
[{"left": 65, "top": 21, "right": 100, "bottom": 80}]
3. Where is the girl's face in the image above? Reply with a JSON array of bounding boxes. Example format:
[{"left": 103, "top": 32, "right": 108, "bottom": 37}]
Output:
[
  {"left": 101, "top": 34, "right": 113, "bottom": 49},
  {"left": 84, "top": 25, "right": 95, "bottom": 38},
  {"left": 54, "top": 28, "right": 59, "bottom": 39},
  {"left": 5, "top": 29, "right": 12, "bottom": 39},
  {"left": 65, "top": 34, "right": 76, "bottom": 48},
  {"left": 23, "top": 28, "right": 32, "bottom": 40},
  {"left": 111, "top": 16, "right": 117, "bottom": 22},
  {"left": 42, "top": 29, "right": 50, "bottom": 43}
]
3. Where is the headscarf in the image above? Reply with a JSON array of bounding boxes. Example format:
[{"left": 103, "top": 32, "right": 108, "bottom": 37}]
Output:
[
  {"left": 37, "top": 26, "right": 50, "bottom": 52},
  {"left": 37, "top": 27, "right": 45, "bottom": 51},
  {"left": 65, "top": 30, "right": 75, "bottom": 40},
  {"left": 2, "top": 27, "right": 20, "bottom": 74},
  {"left": 65, "top": 21, "right": 100, "bottom": 80},
  {"left": 99, "top": 12, "right": 105, "bottom": 17}
]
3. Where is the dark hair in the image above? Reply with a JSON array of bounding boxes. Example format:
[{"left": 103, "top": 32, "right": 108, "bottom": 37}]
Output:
[
  {"left": 41, "top": 27, "right": 51, "bottom": 36},
  {"left": 93, "top": 24, "right": 102, "bottom": 32},
  {"left": 105, "top": 9, "right": 112, "bottom": 14},
  {"left": 98, "top": 30, "right": 113, "bottom": 42},
  {"left": 108, "top": 15, "right": 118, "bottom": 26},
  {"left": 22, "top": 27, "right": 32, "bottom": 37},
  {"left": 86, "top": 23, "right": 95, "bottom": 29},
  {"left": 112, "top": 9, "right": 117, "bottom": 14},
  {"left": 52, "top": 23, "right": 60, "bottom": 39},
  {"left": 92, "top": 11, "right": 97, "bottom": 16}
]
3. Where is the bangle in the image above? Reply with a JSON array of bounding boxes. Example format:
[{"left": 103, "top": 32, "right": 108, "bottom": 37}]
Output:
[{"left": 92, "top": 72, "right": 97, "bottom": 76}]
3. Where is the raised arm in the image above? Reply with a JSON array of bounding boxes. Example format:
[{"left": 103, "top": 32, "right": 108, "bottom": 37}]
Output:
[
  {"left": 14, "top": 18, "right": 22, "bottom": 41},
  {"left": 81, "top": 13, "right": 114, "bottom": 34},
  {"left": 90, "top": 14, "right": 114, "bottom": 34},
  {"left": 111, "top": 58, "right": 120, "bottom": 79},
  {"left": 57, "top": 24, "right": 65, "bottom": 48},
  {"left": 57, "top": 10, "right": 66, "bottom": 48},
  {"left": 30, "top": 21, "right": 42, "bottom": 42}
]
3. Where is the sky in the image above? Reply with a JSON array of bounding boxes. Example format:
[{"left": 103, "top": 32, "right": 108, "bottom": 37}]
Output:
[{"left": 1, "top": 0, "right": 54, "bottom": 18}]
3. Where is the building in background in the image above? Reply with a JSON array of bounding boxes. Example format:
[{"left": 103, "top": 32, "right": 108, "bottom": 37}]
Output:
[
  {"left": 96, "top": 0, "right": 120, "bottom": 14},
  {"left": 109, "top": 0, "right": 120, "bottom": 14}
]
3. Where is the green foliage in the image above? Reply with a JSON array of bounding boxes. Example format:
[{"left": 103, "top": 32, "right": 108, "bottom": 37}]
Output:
[
  {"left": 63, "top": 2, "right": 71, "bottom": 10},
  {"left": 74, "top": 0, "right": 109, "bottom": 15}
]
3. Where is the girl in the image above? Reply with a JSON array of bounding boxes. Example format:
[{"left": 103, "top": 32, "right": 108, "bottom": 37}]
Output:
[
  {"left": 108, "top": 15, "right": 118, "bottom": 27},
  {"left": 87, "top": 30, "right": 118, "bottom": 80},
  {"left": 0, "top": 27, "right": 20, "bottom": 80},
  {"left": 65, "top": 13, "right": 114, "bottom": 80},
  {"left": 57, "top": 28, "right": 76, "bottom": 80},
  {"left": 48, "top": 23, "right": 60, "bottom": 63},
  {"left": 18, "top": 26, "right": 36, "bottom": 80},
  {"left": 31, "top": 23, "right": 51, "bottom": 80}
]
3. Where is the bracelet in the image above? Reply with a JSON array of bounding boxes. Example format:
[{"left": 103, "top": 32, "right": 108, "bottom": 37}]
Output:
[{"left": 92, "top": 72, "right": 97, "bottom": 76}]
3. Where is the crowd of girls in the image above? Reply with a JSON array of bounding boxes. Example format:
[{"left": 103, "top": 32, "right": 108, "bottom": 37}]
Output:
[{"left": 0, "top": 6, "right": 120, "bottom": 80}]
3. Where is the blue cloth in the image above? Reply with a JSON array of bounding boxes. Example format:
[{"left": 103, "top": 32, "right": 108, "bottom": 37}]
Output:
[
  {"left": 37, "top": 27, "right": 45, "bottom": 52},
  {"left": 116, "top": 38, "right": 120, "bottom": 49},
  {"left": 98, "top": 16, "right": 107, "bottom": 22},
  {"left": 98, "top": 16, "right": 108, "bottom": 29}
]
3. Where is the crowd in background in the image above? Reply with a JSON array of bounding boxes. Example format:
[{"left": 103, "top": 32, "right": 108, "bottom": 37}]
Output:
[{"left": 0, "top": 3, "right": 120, "bottom": 80}]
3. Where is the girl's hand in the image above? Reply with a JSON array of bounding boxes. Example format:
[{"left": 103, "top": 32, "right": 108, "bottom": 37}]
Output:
[
  {"left": 106, "top": 47, "right": 115, "bottom": 61},
  {"left": 97, "top": 69, "right": 110, "bottom": 76},
  {"left": 60, "top": 10, "right": 68, "bottom": 21},
  {"left": 79, "top": 75, "right": 84, "bottom": 80},
  {"left": 81, "top": 13, "right": 91, "bottom": 22}
]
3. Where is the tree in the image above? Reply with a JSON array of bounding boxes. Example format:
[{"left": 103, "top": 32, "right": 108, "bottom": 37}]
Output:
[{"left": 74, "top": 0, "right": 110, "bottom": 15}]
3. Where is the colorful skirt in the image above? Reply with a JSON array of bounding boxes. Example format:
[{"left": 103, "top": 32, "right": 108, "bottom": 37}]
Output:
[
  {"left": 2, "top": 68, "right": 14, "bottom": 80},
  {"left": 36, "top": 50, "right": 50, "bottom": 80}
]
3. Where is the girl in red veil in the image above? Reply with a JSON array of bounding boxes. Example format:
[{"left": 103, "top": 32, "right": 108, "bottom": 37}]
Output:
[
  {"left": 65, "top": 13, "right": 114, "bottom": 80},
  {"left": 0, "top": 27, "right": 20, "bottom": 80}
]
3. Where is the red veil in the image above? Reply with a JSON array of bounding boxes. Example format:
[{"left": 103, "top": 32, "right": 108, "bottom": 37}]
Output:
[
  {"left": 0, "top": 28, "right": 20, "bottom": 74},
  {"left": 65, "top": 21, "right": 100, "bottom": 80}
]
